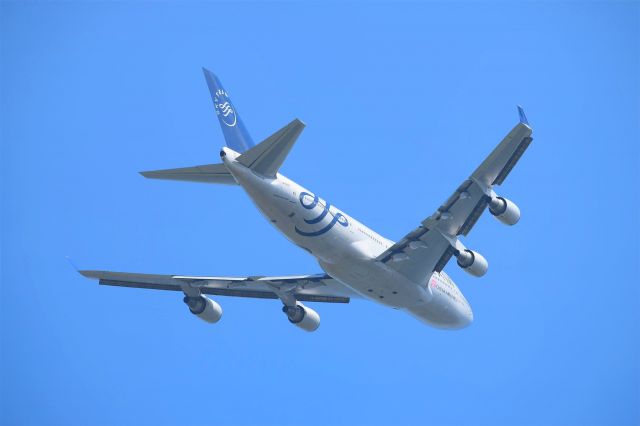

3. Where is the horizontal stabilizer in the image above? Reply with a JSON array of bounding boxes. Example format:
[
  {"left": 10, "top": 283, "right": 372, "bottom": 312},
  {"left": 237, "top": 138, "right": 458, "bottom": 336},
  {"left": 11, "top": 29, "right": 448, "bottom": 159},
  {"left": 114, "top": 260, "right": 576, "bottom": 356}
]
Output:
[
  {"left": 140, "top": 163, "right": 236, "bottom": 184},
  {"left": 238, "top": 119, "right": 305, "bottom": 177}
]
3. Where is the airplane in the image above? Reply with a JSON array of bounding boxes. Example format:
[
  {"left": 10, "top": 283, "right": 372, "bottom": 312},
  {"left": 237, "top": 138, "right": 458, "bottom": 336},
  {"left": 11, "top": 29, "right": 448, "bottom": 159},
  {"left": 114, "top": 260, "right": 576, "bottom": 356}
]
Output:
[{"left": 79, "top": 68, "right": 533, "bottom": 331}]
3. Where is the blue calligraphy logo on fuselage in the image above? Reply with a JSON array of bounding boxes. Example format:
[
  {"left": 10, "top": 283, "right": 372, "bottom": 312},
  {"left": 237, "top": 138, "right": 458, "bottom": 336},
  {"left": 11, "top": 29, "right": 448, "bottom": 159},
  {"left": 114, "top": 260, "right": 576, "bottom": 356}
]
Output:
[{"left": 295, "top": 192, "right": 348, "bottom": 237}]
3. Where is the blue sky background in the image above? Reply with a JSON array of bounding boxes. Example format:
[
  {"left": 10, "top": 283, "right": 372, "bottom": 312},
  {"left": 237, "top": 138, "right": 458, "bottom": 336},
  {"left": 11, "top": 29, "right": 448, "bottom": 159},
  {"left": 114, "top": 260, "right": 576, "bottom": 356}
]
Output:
[{"left": 1, "top": 2, "right": 638, "bottom": 425}]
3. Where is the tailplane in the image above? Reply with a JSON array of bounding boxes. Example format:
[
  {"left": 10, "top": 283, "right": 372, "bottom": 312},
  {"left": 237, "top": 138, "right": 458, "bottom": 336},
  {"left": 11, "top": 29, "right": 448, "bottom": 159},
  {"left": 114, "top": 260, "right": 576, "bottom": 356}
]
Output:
[
  {"left": 140, "top": 163, "right": 236, "bottom": 185},
  {"left": 140, "top": 71, "right": 301, "bottom": 185},
  {"left": 202, "top": 68, "right": 255, "bottom": 153},
  {"left": 238, "top": 119, "right": 305, "bottom": 178}
]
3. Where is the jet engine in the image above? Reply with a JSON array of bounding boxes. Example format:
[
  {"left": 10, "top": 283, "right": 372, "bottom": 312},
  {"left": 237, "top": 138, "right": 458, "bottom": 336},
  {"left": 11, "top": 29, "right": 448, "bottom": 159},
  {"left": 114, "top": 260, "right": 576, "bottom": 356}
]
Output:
[
  {"left": 183, "top": 295, "right": 223, "bottom": 323},
  {"left": 282, "top": 302, "right": 320, "bottom": 332},
  {"left": 489, "top": 196, "right": 520, "bottom": 226},
  {"left": 456, "top": 249, "right": 488, "bottom": 277}
]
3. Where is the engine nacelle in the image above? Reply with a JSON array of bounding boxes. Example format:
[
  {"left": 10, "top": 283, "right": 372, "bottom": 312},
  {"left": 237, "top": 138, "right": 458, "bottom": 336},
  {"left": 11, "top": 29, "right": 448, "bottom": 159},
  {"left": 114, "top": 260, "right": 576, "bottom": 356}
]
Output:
[
  {"left": 183, "top": 296, "right": 223, "bottom": 323},
  {"left": 282, "top": 303, "right": 320, "bottom": 332},
  {"left": 456, "top": 249, "right": 488, "bottom": 277},
  {"left": 489, "top": 197, "right": 520, "bottom": 226}
]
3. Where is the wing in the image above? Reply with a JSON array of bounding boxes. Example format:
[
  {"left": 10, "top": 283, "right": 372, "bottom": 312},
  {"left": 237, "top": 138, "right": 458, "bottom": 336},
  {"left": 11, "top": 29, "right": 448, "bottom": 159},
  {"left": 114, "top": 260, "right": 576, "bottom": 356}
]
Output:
[
  {"left": 80, "top": 270, "right": 359, "bottom": 303},
  {"left": 377, "top": 107, "right": 533, "bottom": 284}
]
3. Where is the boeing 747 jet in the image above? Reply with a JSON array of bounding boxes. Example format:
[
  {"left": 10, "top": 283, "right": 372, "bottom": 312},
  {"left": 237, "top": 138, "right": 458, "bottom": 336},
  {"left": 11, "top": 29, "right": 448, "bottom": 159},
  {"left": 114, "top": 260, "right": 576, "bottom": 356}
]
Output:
[{"left": 80, "top": 69, "right": 533, "bottom": 331}]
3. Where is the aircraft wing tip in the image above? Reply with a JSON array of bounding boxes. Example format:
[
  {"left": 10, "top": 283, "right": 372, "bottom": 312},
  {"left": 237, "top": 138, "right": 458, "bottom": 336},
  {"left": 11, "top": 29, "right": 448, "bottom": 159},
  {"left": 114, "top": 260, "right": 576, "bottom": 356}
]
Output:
[
  {"left": 77, "top": 270, "right": 102, "bottom": 280},
  {"left": 517, "top": 105, "right": 529, "bottom": 125}
]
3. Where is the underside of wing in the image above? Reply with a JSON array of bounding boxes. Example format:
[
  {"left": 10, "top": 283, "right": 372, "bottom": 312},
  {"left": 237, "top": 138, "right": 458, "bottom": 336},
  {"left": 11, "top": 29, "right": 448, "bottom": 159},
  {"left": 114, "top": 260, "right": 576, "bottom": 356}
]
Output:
[
  {"left": 377, "top": 107, "right": 533, "bottom": 285},
  {"left": 79, "top": 270, "right": 358, "bottom": 303},
  {"left": 472, "top": 107, "right": 533, "bottom": 187}
]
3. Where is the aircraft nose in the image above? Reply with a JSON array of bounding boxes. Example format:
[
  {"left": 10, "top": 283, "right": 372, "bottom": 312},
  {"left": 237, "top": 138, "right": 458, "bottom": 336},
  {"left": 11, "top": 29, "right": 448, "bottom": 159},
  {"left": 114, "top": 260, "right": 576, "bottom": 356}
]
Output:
[
  {"left": 455, "top": 303, "right": 474, "bottom": 329},
  {"left": 463, "top": 306, "right": 474, "bottom": 326}
]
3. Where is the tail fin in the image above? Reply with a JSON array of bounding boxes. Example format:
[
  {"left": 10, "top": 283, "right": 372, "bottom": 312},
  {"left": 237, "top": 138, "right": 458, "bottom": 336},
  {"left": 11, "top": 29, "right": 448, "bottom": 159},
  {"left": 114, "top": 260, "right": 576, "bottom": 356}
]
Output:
[{"left": 202, "top": 68, "right": 255, "bottom": 153}]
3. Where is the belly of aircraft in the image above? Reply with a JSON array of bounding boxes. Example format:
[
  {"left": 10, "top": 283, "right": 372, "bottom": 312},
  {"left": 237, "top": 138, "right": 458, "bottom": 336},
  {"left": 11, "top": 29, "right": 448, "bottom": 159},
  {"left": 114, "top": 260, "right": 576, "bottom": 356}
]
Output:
[
  {"left": 318, "top": 259, "right": 432, "bottom": 308},
  {"left": 319, "top": 259, "right": 472, "bottom": 329},
  {"left": 239, "top": 175, "right": 472, "bottom": 329}
]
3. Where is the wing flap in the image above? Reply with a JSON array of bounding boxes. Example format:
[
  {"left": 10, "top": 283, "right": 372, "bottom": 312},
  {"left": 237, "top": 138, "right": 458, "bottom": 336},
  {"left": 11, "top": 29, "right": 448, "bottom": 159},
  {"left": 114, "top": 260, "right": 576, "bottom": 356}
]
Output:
[
  {"left": 377, "top": 226, "right": 454, "bottom": 285},
  {"left": 492, "top": 135, "right": 533, "bottom": 185},
  {"left": 457, "top": 194, "right": 491, "bottom": 236}
]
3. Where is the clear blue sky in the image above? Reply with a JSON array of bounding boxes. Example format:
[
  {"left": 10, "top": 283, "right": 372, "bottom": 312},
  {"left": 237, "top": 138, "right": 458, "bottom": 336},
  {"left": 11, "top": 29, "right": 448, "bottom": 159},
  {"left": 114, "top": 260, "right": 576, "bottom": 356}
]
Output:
[{"left": 1, "top": 2, "right": 638, "bottom": 425}]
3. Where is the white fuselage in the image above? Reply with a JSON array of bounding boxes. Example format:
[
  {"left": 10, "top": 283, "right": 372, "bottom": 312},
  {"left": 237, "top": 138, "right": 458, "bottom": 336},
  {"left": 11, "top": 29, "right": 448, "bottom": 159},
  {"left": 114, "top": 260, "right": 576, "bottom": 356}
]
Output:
[{"left": 222, "top": 148, "right": 473, "bottom": 329}]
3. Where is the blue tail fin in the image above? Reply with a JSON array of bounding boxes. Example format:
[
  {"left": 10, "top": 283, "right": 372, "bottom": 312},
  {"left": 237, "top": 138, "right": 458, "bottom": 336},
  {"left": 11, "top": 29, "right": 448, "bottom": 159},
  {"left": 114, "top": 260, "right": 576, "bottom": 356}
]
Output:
[{"left": 202, "top": 68, "right": 255, "bottom": 153}]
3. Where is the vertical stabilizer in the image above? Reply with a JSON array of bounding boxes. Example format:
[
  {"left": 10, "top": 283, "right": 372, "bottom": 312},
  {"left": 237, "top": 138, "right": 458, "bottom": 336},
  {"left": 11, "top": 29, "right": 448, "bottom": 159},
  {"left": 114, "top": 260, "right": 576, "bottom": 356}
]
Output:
[{"left": 202, "top": 68, "right": 255, "bottom": 153}]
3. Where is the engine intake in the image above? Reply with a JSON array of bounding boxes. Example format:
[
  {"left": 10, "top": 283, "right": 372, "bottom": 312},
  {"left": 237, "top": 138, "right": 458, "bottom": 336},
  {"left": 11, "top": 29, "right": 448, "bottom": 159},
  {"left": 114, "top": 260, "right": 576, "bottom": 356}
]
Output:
[
  {"left": 184, "top": 296, "right": 223, "bottom": 323},
  {"left": 282, "top": 303, "right": 320, "bottom": 332},
  {"left": 456, "top": 249, "right": 488, "bottom": 277},
  {"left": 489, "top": 197, "right": 520, "bottom": 226}
]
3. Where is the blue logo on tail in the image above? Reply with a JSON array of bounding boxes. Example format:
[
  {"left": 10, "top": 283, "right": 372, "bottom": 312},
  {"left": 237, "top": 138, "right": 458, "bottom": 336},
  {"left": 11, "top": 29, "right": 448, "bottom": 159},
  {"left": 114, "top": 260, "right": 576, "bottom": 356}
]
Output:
[
  {"left": 202, "top": 68, "right": 255, "bottom": 152},
  {"left": 295, "top": 192, "right": 348, "bottom": 237},
  {"left": 214, "top": 89, "right": 237, "bottom": 127}
]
